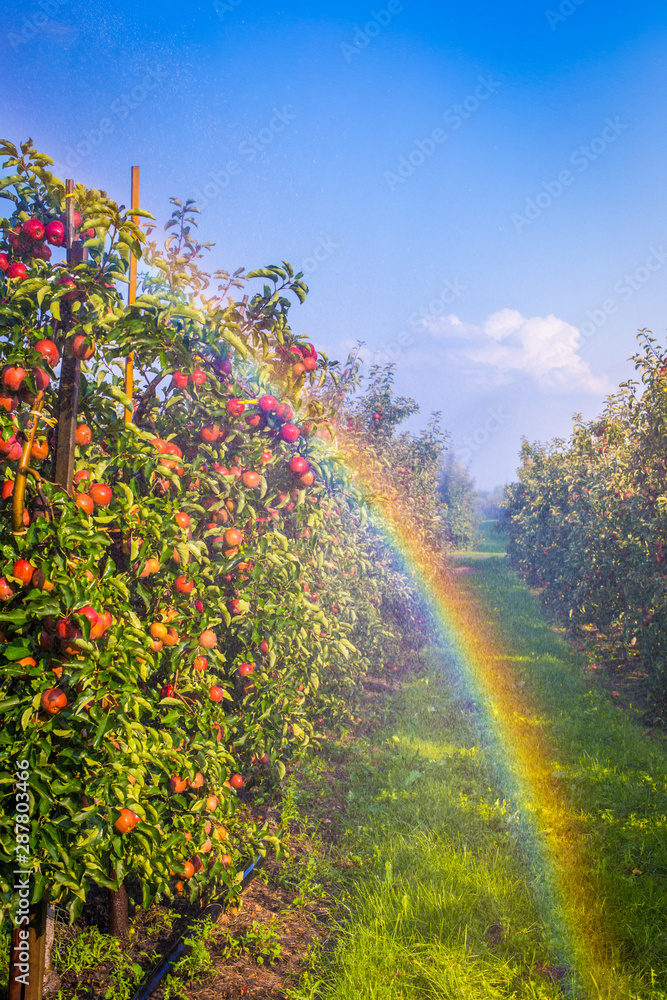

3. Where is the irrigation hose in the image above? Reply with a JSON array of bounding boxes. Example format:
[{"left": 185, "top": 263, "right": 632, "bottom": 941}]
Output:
[
  {"left": 131, "top": 853, "right": 265, "bottom": 1000},
  {"left": 12, "top": 394, "right": 45, "bottom": 535}
]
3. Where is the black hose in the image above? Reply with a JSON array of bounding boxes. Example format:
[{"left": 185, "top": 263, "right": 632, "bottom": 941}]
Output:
[{"left": 131, "top": 853, "right": 265, "bottom": 1000}]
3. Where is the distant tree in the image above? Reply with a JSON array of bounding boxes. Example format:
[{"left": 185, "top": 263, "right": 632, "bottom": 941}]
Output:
[
  {"left": 437, "top": 453, "right": 477, "bottom": 548},
  {"left": 476, "top": 484, "right": 508, "bottom": 522}
]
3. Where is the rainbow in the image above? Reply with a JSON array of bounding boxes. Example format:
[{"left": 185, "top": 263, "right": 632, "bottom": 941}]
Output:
[
  {"left": 338, "top": 441, "right": 623, "bottom": 999},
  {"left": 229, "top": 364, "right": 619, "bottom": 995}
]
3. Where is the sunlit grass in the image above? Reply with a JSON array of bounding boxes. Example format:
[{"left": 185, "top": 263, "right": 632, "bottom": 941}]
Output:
[
  {"left": 451, "top": 518, "right": 508, "bottom": 556},
  {"left": 286, "top": 550, "right": 667, "bottom": 1000}
]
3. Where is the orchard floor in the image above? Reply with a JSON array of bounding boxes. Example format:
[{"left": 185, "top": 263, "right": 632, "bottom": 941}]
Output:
[{"left": 6, "top": 533, "right": 667, "bottom": 999}]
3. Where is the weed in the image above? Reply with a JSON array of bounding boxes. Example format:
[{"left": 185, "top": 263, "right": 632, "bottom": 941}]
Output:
[
  {"left": 49, "top": 926, "right": 143, "bottom": 1000},
  {"left": 216, "top": 917, "right": 284, "bottom": 966},
  {"left": 241, "top": 918, "right": 284, "bottom": 964},
  {"left": 166, "top": 915, "right": 220, "bottom": 991}
]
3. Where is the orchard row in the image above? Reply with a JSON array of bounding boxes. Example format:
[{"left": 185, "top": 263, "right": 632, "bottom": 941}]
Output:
[
  {"left": 0, "top": 140, "right": 457, "bottom": 930},
  {"left": 504, "top": 330, "right": 667, "bottom": 708}
]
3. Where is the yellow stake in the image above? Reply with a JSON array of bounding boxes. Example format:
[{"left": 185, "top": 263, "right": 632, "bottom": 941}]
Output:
[{"left": 125, "top": 165, "right": 140, "bottom": 422}]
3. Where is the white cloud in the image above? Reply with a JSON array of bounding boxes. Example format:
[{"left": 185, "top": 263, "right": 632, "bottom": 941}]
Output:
[{"left": 420, "top": 307, "right": 611, "bottom": 394}]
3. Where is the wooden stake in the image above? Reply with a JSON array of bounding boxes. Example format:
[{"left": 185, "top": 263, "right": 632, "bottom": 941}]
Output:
[
  {"left": 125, "top": 165, "right": 139, "bottom": 423},
  {"left": 53, "top": 180, "right": 86, "bottom": 492},
  {"left": 8, "top": 900, "right": 47, "bottom": 1000}
]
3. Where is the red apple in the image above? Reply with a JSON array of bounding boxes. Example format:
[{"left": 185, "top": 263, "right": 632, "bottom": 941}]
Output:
[
  {"left": 45, "top": 220, "right": 65, "bottom": 246},
  {"left": 280, "top": 423, "right": 300, "bottom": 443},
  {"left": 34, "top": 339, "right": 59, "bottom": 367},
  {"left": 2, "top": 367, "right": 26, "bottom": 391},
  {"left": 22, "top": 219, "right": 45, "bottom": 241}
]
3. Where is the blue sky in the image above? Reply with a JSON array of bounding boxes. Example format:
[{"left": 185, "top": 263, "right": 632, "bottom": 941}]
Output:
[{"left": 3, "top": 0, "right": 667, "bottom": 488}]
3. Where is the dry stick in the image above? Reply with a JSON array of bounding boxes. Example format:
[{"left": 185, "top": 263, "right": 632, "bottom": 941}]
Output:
[{"left": 11, "top": 396, "right": 45, "bottom": 535}]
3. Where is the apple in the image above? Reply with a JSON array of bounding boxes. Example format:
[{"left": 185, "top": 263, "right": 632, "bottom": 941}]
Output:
[
  {"left": 230, "top": 773, "right": 244, "bottom": 789},
  {"left": 238, "top": 663, "right": 254, "bottom": 677},
  {"left": 275, "top": 403, "right": 294, "bottom": 422},
  {"left": 34, "top": 339, "right": 59, "bottom": 367},
  {"left": 174, "top": 511, "right": 190, "bottom": 529},
  {"left": 22, "top": 218, "right": 45, "bottom": 241},
  {"left": 114, "top": 808, "right": 139, "bottom": 833},
  {"left": 190, "top": 369, "right": 207, "bottom": 386},
  {"left": 12, "top": 559, "right": 34, "bottom": 585},
  {"left": 162, "top": 627, "right": 179, "bottom": 647},
  {"left": 75, "top": 424, "right": 92, "bottom": 445},
  {"left": 0, "top": 578, "right": 14, "bottom": 601},
  {"left": 41, "top": 688, "right": 67, "bottom": 714},
  {"left": 168, "top": 776, "right": 187, "bottom": 794},
  {"left": 160, "top": 684, "right": 175, "bottom": 699},
  {"left": 289, "top": 456, "right": 309, "bottom": 475},
  {"left": 89, "top": 483, "right": 112, "bottom": 506},
  {"left": 302, "top": 356, "right": 317, "bottom": 372},
  {"left": 32, "top": 243, "right": 51, "bottom": 260},
  {"left": 75, "top": 493, "right": 95, "bottom": 515},
  {"left": 2, "top": 367, "right": 27, "bottom": 391},
  {"left": 72, "top": 335, "right": 95, "bottom": 360},
  {"left": 226, "top": 399, "right": 244, "bottom": 417},
  {"left": 172, "top": 371, "right": 188, "bottom": 389},
  {"left": 258, "top": 394, "right": 277, "bottom": 413},
  {"left": 193, "top": 655, "right": 208, "bottom": 672},
  {"left": 205, "top": 794, "right": 218, "bottom": 812},
  {"left": 175, "top": 575, "right": 194, "bottom": 594},
  {"left": 0, "top": 253, "right": 9, "bottom": 271},
  {"left": 200, "top": 629, "right": 217, "bottom": 649},
  {"left": 224, "top": 528, "right": 242, "bottom": 548},
  {"left": 259, "top": 640, "right": 269, "bottom": 655},
  {"left": 242, "top": 470, "right": 260, "bottom": 489},
  {"left": 45, "top": 220, "right": 65, "bottom": 246},
  {"left": 280, "top": 423, "right": 300, "bottom": 443},
  {"left": 75, "top": 605, "right": 99, "bottom": 628},
  {"left": 209, "top": 684, "right": 224, "bottom": 702},
  {"left": 200, "top": 424, "right": 220, "bottom": 443},
  {"left": 59, "top": 210, "right": 82, "bottom": 230},
  {"left": 0, "top": 393, "right": 18, "bottom": 412}
]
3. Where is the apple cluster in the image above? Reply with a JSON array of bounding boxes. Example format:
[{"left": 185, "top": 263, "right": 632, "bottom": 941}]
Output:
[{"left": 0, "top": 211, "right": 96, "bottom": 282}]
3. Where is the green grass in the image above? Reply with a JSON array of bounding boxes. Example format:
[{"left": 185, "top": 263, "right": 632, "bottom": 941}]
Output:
[
  {"left": 451, "top": 518, "right": 508, "bottom": 556},
  {"left": 284, "top": 557, "right": 667, "bottom": 1000}
]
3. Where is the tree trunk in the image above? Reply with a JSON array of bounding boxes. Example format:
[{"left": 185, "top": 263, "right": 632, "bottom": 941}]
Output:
[{"left": 107, "top": 882, "right": 129, "bottom": 940}]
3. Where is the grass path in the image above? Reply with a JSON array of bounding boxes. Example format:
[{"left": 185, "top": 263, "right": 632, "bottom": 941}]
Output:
[{"left": 285, "top": 536, "right": 667, "bottom": 1000}]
